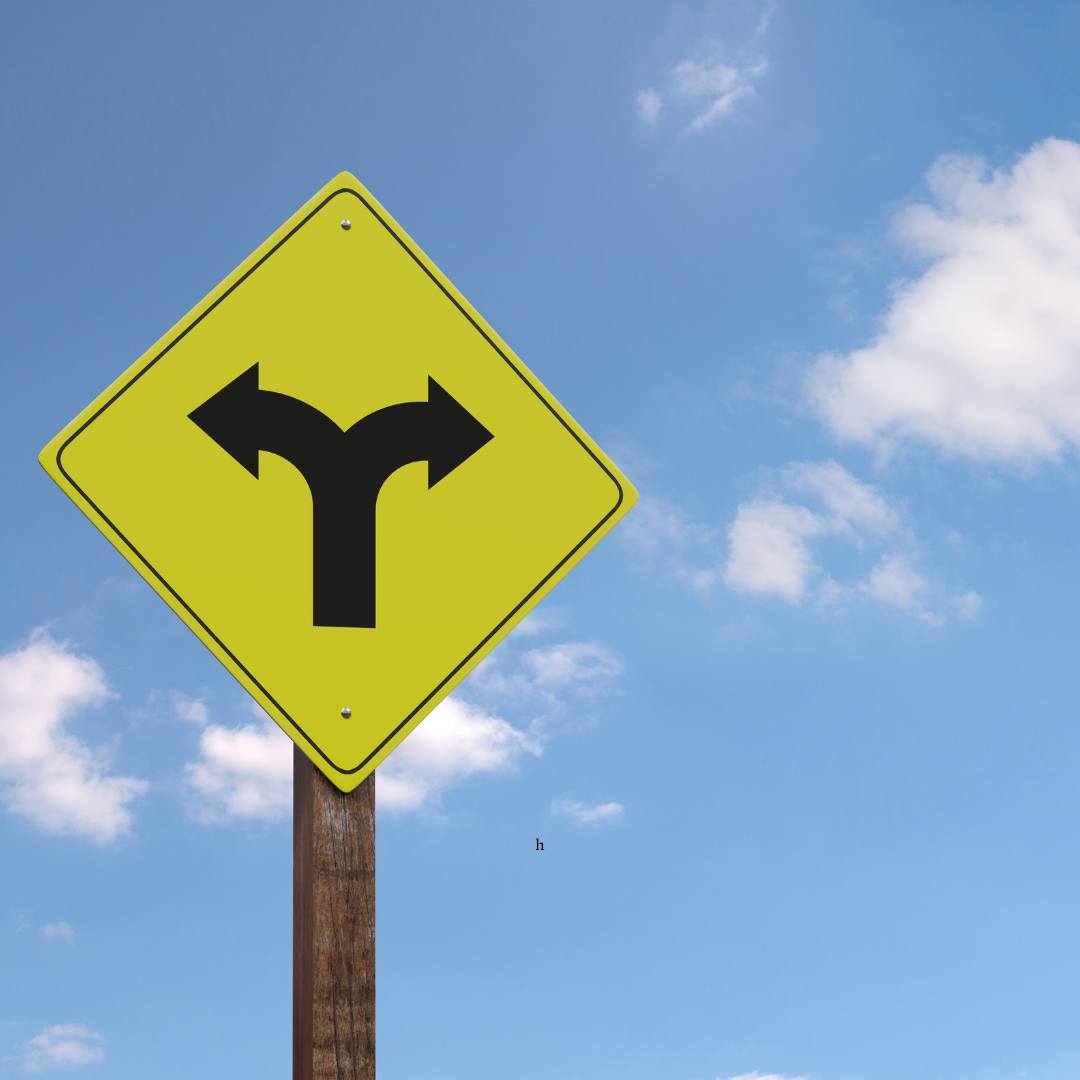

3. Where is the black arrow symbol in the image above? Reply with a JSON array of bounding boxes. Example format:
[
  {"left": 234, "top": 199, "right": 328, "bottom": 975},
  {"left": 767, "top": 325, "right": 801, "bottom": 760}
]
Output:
[{"left": 188, "top": 364, "right": 494, "bottom": 628}]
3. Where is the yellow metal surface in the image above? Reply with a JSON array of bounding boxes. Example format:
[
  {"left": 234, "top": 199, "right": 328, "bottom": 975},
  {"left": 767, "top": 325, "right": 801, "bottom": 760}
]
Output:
[{"left": 39, "top": 172, "right": 637, "bottom": 791}]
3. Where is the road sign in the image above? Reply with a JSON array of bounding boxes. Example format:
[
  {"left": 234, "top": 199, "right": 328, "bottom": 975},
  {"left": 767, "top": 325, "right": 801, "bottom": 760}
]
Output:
[{"left": 39, "top": 172, "right": 637, "bottom": 791}]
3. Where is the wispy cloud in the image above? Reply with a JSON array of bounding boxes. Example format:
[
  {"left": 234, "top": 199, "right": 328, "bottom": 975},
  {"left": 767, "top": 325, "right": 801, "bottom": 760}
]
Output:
[
  {"left": 808, "top": 138, "right": 1080, "bottom": 467},
  {"left": 40, "top": 921, "right": 74, "bottom": 943},
  {"left": 0, "top": 630, "right": 147, "bottom": 843},
  {"left": 620, "top": 495, "right": 720, "bottom": 594},
  {"left": 636, "top": 8, "right": 772, "bottom": 134},
  {"left": 509, "top": 608, "right": 567, "bottom": 638},
  {"left": 720, "top": 1073, "right": 808, "bottom": 1080},
  {"left": 551, "top": 797, "right": 625, "bottom": 825},
  {"left": 784, "top": 459, "right": 901, "bottom": 538},
  {"left": 673, "top": 53, "right": 766, "bottom": 133},
  {"left": 468, "top": 640, "right": 623, "bottom": 706},
  {"left": 19, "top": 1024, "right": 104, "bottom": 1073}
]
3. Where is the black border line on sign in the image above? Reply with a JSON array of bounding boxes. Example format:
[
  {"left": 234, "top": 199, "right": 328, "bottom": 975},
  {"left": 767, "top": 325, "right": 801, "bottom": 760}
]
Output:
[{"left": 56, "top": 187, "right": 625, "bottom": 777}]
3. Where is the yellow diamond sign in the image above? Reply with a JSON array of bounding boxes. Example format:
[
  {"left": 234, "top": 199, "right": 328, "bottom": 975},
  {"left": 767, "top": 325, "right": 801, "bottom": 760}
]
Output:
[{"left": 39, "top": 173, "right": 637, "bottom": 791}]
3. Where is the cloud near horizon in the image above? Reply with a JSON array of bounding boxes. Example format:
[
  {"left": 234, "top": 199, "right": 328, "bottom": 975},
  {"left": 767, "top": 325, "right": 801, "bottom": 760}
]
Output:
[
  {"left": 808, "top": 137, "right": 1080, "bottom": 467},
  {"left": 0, "top": 630, "right": 147, "bottom": 843}
]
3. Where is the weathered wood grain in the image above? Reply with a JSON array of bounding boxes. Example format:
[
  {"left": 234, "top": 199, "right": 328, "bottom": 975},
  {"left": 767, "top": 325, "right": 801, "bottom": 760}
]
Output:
[{"left": 294, "top": 746, "right": 375, "bottom": 1080}]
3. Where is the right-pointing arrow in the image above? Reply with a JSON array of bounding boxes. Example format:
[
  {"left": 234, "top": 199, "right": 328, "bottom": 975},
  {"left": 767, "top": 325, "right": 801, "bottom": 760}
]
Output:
[{"left": 425, "top": 376, "right": 496, "bottom": 486}]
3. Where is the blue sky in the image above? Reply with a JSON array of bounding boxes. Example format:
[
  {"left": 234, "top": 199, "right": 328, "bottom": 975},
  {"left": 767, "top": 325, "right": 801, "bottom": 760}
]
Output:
[{"left": 5, "top": 2, "right": 1080, "bottom": 1078}]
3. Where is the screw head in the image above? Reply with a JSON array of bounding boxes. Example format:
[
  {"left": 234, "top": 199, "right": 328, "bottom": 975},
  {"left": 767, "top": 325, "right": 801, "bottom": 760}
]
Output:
[
  {"left": 340, "top": 219, "right": 352, "bottom": 230},
  {"left": 340, "top": 707, "right": 352, "bottom": 719}
]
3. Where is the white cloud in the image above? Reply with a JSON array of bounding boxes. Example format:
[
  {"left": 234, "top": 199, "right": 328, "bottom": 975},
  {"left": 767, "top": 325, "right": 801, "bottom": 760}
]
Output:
[
  {"left": 636, "top": 88, "right": 662, "bottom": 126},
  {"left": 171, "top": 694, "right": 209, "bottom": 726},
  {"left": 179, "top": 694, "right": 542, "bottom": 820},
  {"left": 954, "top": 590, "right": 984, "bottom": 619},
  {"left": 20, "top": 1024, "right": 103, "bottom": 1072},
  {"left": 623, "top": 468, "right": 976, "bottom": 622},
  {"left": 0, "top": 630, "right": 147, "bottom": 843},
  {"left": 723, "top": 461, "right": 896, "bottom": 602},
  {"left": 378, "top": 697, "right": 540, "bottom": 813},
  {"left": 720, "top": 462, "right": 978, "bottom": 622},
  {"left": 182, "top": 700, "right": 292, "bottom": 824},
  {"left": 859, "top": 553, "right": 941, "bottom": 625},
  {"left": 40, "top": 921, "right": 74, "bottom": 942},
  {"left": 552, "top": 797, "right": 625, "bottom": 825},
  {"left": 808, "top": 138, "right": 1080, "bottom": 466},
  {"left": 723, "top": 499, "right": 827, "bottom": 603}
]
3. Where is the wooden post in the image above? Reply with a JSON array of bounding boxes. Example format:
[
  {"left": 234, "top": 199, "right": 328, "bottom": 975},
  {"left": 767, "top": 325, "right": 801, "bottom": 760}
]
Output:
[{"left": 294, "top": 745, "right": 376, "bottom": 1080}]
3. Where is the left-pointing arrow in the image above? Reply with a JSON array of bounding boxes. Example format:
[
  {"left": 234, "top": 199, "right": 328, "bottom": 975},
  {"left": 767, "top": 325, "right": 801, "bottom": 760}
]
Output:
[{"left": 189, "top": 364, "right": 493, "bottom": 628}]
